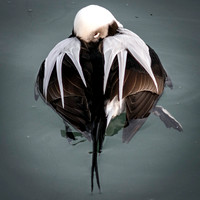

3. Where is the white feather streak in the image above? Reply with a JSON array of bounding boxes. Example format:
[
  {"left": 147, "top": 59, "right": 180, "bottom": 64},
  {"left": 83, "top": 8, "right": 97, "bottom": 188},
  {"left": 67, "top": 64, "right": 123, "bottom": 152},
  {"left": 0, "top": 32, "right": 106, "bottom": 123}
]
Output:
[
  {"left": 103, "top": 28, "right": 158, "bottom": 97},
  {"left": 56, "top": 53, "right": 65, "bottom": 108},
  {"left": 103, "top": 38, "right": 122, "bottom": 93},
  {"left": 43, "top": 37, "right": 86, "bottom": 107},
  {"left": 117, "top": 50, "right": 127, "bottom": 108}
]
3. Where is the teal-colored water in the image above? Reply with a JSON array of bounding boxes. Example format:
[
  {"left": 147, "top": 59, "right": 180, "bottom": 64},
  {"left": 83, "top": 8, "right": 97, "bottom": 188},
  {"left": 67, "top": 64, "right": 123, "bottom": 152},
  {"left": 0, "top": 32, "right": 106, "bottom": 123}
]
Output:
[{"left": 0, "top": 0, "right": 200, "bottom": 199}]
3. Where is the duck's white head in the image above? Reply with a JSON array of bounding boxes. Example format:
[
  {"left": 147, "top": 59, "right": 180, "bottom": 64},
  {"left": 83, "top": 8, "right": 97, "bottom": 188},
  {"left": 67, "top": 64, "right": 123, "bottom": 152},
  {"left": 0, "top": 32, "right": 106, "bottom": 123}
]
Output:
[{"left": 73, "top": 5, "right": 123, "bottom": 43}]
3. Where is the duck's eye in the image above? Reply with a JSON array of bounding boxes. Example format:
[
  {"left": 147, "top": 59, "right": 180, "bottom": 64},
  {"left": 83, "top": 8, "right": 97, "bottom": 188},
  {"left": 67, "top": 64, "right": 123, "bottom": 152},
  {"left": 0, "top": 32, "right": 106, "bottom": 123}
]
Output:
[{"left": 94, "top": 32, "right": 100, "bottom": 38}]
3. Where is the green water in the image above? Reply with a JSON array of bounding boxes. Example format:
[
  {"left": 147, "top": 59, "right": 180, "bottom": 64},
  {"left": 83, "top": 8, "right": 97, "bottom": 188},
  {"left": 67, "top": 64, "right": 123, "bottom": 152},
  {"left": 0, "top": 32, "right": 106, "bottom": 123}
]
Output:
[{"left": 0, "top": 0, "right": 200, "bottom": 199}]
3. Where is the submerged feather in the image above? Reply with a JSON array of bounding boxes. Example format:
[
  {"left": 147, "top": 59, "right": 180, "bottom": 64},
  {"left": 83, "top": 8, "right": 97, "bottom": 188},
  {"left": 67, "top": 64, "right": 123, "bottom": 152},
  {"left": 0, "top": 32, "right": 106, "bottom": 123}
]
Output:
[{"left": 43, "top": 37, "right": 87, "bottom": 106}]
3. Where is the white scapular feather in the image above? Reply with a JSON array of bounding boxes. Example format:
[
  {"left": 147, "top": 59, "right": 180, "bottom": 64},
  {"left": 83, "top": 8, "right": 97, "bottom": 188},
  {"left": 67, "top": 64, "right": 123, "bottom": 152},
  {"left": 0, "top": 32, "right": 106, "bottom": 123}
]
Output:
[
  {"left": 117, "top": 50, "right": 127, "bottom": 107},
  {"left": 56, "top": 53, "right": 65, "bottom": 108},
  {"left": 43, "top": 37, "right": 87, "bottom": 107},
  {"left": 103, "top": 28, "right": 158, "bottom": 100}
]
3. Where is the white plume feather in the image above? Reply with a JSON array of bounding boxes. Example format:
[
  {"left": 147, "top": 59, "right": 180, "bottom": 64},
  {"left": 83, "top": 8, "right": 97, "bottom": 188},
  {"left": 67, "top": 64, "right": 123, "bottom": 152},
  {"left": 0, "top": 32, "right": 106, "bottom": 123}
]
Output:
[
  {"left": 56, "top": 53, "right": 65, "bottom": 108},
  {"left": 43, "top": 37, "right": 86, "bottom": 107},
  {"left": 117, "top": 50, "right": 127, "bottom": 107},
  {"left": 103, "top": 28, "right": 158, "bottom": 99}
]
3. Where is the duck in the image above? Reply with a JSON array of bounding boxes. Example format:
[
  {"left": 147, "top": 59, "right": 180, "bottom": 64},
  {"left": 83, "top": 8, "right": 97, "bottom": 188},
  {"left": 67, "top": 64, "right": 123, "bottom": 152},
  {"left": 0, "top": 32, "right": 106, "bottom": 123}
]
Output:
[{"left": 34, "top": 5, "right": 183, "bottom": 192}]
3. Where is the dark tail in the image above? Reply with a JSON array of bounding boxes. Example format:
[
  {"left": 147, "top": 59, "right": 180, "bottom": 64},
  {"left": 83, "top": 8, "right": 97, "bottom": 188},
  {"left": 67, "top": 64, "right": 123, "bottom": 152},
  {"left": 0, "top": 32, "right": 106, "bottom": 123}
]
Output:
[
  {"left": 91, "top": 116, "right": 106, "bottom": 192},
  {"left": 91, "top": 140, "right": 100, "bottom": 192}
]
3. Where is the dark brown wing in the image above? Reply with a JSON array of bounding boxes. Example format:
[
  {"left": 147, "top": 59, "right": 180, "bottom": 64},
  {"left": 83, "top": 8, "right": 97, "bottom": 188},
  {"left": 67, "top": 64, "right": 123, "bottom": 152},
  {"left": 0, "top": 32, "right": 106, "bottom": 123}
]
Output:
[
  {"left": 35, "top": 52, "right": 91, "bottom": 134},
  {"left": 124, "top": 46, "right": 167, "bottom": 119},
  {"left": 106, "top": 46, "right": 168, "bottom": 142}
]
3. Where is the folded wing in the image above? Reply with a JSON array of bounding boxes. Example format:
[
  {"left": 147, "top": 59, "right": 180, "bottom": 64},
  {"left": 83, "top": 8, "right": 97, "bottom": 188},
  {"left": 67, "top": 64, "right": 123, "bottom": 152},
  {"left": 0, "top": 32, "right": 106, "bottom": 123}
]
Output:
[
  {"left": 103, "top": 30, "right": 169, "bottom": 142},
  {"left": 35, "top": 38, "right": 92, "bottom": 137}
]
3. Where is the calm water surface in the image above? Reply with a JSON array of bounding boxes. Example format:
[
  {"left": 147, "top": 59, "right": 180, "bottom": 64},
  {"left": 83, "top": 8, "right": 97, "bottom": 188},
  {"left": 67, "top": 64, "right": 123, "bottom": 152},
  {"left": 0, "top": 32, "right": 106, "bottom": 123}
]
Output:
[{"left": 0, "top": 0, "right": 200, "bottom": 199}]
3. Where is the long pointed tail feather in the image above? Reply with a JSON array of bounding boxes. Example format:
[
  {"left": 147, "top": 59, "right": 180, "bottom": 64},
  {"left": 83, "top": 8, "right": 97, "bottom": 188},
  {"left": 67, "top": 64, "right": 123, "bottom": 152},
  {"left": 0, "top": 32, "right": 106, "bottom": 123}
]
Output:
[
  {"left": 91, "top": 116, "right": 106, "bottom": 192},
  {"left": 91, "top": 140, "right": 101, "bottom": 192}
]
